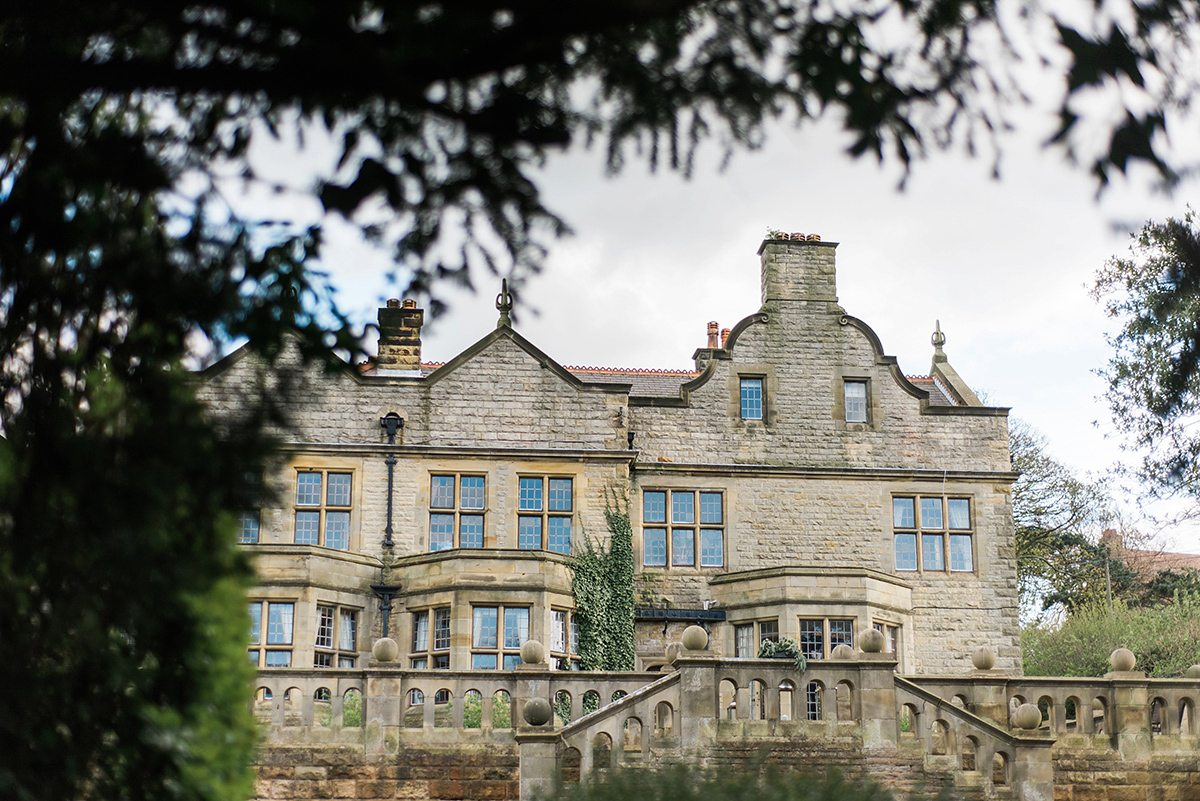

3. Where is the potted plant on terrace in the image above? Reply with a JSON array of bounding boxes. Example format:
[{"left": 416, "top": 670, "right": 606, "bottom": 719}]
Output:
[{"left": 758, "top": 637, "right": 807, "bottom": 672}]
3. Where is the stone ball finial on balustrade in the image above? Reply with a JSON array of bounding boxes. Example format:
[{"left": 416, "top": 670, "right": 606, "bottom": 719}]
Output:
[
  {"left": 1186, "top": 664, "right": 1200, "bottom": 679},
  {"left": 523, "top": 697, "right": 552, "bottom": 726},
  {"left": 1012, "top": 703, "right": 1043, "bottom": 730},
  {"left": 831, "top": 643, "right": 854, "bottom": 660},
  {"left": 859, "top": 628, "right": 885, "bottom": 653},
  {"left": 971, "top": 646, "right": 997, "bottom": 671},
  {"left": 520, "top": 640, "right": 546, "bottom": 665},
  {"left": 681, "top": 625, "right": 709, "bottom": 651},
  {"left": 1110, "top": 648, "right": 1136, "bottom": 672},
  {"left": 372, "top": 637, "right": 399, "bottom": 663},
  {"left": 665, "top": 642, "right": 683, "bottom": 663}
]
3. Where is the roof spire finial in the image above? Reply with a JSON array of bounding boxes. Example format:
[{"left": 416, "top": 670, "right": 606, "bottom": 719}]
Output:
[
  {"left": 496, "top": 278, "right": 513, "bottom": 328},
  {"left": 931, "top": 320, "right": 947, "bottom": 362}
]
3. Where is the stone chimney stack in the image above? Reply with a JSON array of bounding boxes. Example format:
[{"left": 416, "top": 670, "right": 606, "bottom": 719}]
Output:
[
  {"left": 377, "top": 298, "right": 423, "bottom": 370},
  {"left": 757, "top": 232, "right": 838, "bottom": 308},
  {"left": 706, "top": 321, "right": 719, "bottom": 349}
]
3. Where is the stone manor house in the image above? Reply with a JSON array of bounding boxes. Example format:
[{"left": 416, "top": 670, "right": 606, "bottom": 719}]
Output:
[{"left": 201, "top": 236, "right": 1200, "bottom": 801}]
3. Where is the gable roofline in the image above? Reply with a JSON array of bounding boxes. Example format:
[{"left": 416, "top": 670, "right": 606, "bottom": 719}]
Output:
[
  {"left": 422, "top": 325, "right": 633, "bottom": 393},
  {"left": 837, "top": 315, "right": 929, "bottom": 401}
]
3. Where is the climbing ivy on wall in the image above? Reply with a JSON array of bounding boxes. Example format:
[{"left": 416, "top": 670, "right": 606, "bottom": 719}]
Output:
[{"left": 571, "top": 490, "right": 636, "bottom": 671}]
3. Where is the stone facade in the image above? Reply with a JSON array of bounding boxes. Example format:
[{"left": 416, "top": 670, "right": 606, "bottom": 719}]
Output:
[{"left": 200, "top": 235, "right": 1021, "bottom": 680}]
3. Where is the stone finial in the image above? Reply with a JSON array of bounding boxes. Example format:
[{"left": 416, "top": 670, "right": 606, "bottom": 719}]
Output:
[
  {"left": 831, "top": 643, "right": 854, "bottom": 660},
  {"left": 523, "top": 697, "right": 552, "bottom": 726},
  {"left": 665, "top": 642, "right": 683, "bottom": 663},
  {"left": 931, "top": 320, "right": 946, "bottom": 361},
  {"left": 1185, "top": 664, "right": 1200, "bottom": 679},
  {"left": 1012, "top": 703, "right": 1043, "bottom": 730},
  {"left": 372, "top": 637, "right": 399, "bottom": 663},
  {"left": 859, "top": 628, "right": 885, "bottom": 653},
  {"left": 681, "top": 625, "right": 709, "bottom": 651},
  {"left": 1110, "top": 648, "right": 1136, "bottom": 672},
  {"left": 972, "top": 646, "right": 997, "bottom": 671},
  {"left": 496, "top": 278, "right": 513, "bottom": 328},
  {"left": 520, "top": 639, "right": 546, "bottom": 665}
]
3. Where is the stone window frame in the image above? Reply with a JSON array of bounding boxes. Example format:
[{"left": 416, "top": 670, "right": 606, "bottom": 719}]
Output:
[
  {"left": 733, "top": 618, "right": 779, "bottom": 657},
  {"left": 833, "top": 370, "right": 876, "bottom": 429},
  {"left": 249, "top": 600, "right": 294, "bottom": 668},
  {"left": 237, "top": 471, "right": 262, "bottom": 543},
  {"left": 797, "top": 617, "right": 854, "bottom": 660},
  {"left": 892, "top": 495, "right": 974, "bottom": 574},
  {"left": 290, "top": 459, "right": 360, "bottom": 551},
  {"left": 314, "top": 603, "right": 360, "bottom": 668},
  {"left": 728, "top": 364, "right": 776, "bottom": 424},
  {"left": 410, "top": 606, "right": 451, "bottom": 670},
  {"left": 516, "top": 475, "right": 574, "bottom": 554},
  {"left": 471, "top": 604, "right": 530, "bottom": 670},
  {"left": 640, "top": 488, "right": 725, "bottom": 569},
  {"left": 429, "top": 472, "right": 488, "bottom": 551}
]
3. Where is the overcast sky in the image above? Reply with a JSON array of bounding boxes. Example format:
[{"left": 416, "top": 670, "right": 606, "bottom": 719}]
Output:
[{"left": 243, "top": 102, "right": 1200, "bottom": 554}]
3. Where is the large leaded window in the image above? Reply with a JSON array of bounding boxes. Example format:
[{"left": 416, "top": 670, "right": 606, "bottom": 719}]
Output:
[
  {"left": 249, "top": 601, "right": 293, "bottom": 667},
  {"left": 411, "top": 607, "right": 451, "bottom": 669},
  {"left": 893, "top": 496, "right": 974, "bottom": 573},
  {"left": 642, "top": 490, "right": 724, "bottom": 568},
  {"left": 517, "top": 476, "right": 573, "bottom": 554},
  {"left": 734, "top": 619, "right": 779, "bottom": 657},
  {"left": 797, "top": 618, "right": 854, "bottom": 660},
  {"left": 314, "top": 605, "right": 358, "bottom": 668},
  {"left": 429, "top": 474, "right": 486, "bottom": 550},
  {"left": 294, "top": 470, "right": 353, "bottom": 550},
  {"left": 472, "top": 606, "right": 529, "bottom": 669}
]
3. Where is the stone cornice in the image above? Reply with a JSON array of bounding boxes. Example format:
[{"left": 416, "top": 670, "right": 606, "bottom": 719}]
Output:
[{"left": 633, "top": 462, "right": 1018, "bottom": 483}]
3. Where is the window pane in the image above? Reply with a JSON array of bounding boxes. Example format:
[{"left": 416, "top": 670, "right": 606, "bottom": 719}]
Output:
[
  {"left": 248, "top": 603, "right": 262, "bottom": 643},
  {"left": 735, "top": 624, "right": 753, "bottom": 657},
  {"left": 411, "top": 657, "right": 428, "bottom": 670},
  {"left": 267, "top": 603, "right": 293, "bottom": 645},
  {"left": 238, "top": 511, "right": 260, "bottom": 544},
  {"left": 740, "top": 378, "right": 763, "bottom": 420},
  {"left": 472, "top": 653, "right": 497, "bottom": 670},
  {"left": 699, "top": 492, "right": 723, "bottom": 524},
  {"left": 316, "top": 606, "right": 334, "bottom": 648},
  {"left": 296, "top": 472, "right": 322, "bottom": 505},
  {"left": 430, "top": 475, "right": 455, "bottom": 508},
  {"left": 429, "top": 513, "right": 455, "bottom": 551},
  {"left": 922, "top": 533, "right": 945, "bottom": 570},
  {"left": 459, "top": 514, "right": 484, "bottom": 548},
  {"left": 519, "top": 478, "right": 543, "bottom": 510},
  {"left": 950, "top": 534, "right": 974, "bottom": 572},
  {"left": 294, "top": 510, "right": 320, "bottom": 544},
  {"left": 894, "top": 533, "right": 917, "bottom": 571},
  {"left": 433, "top": 608, "right": 451, "bottom": 650},
  {"left": 547, "top": 517, "right": 571, "bottom": 554},
  {"left": 700, "top": 529, "right": 724, "bottom": 567},
  {"left": 893, "top": 498, "right": 915, "bottom": 528},
  {"left": 799, "top": 620, "right": 824, "bottom": 660},
  {"left": 474, "top": 607, "right": 498, "bottom": 648},
  {"left": 547, "top": 478, "right": 572, "bottom": 511},
  {"left": 327, "top": 473, "right": 352, "bottom": 506},
  {"left": 517, "top": 516, "right": 542, "bottom": 549},
  {"left": 412, "top": 611, "right": 429, "bottom": 652},
  {"left": 338, "top": 656, "right": 356, "bottom": 668},
  {"left": 571, "top": 616, "right": 579, "bottom": 653},
  {"left": 643, "top": 491, "right": 666, "bottom": 523},
  {"left": 325, "top": 511, "right": 349, "bottom": 550},
  {"left": 672, "top": 492, "right": 695, "bottom": 524},
  {"left": 920, "top": 497, "right": 943, "bottom": 529},
  {"left": 845, "top": 380, "right": 868, "bottom": 423},
  {"left": 339, "top": 610, "right": 356, "bottom": 651},
  {"left": 504, "top": 608, "right": 529, "bottom": 649},
  {"left": 265, "top": 651, "right": 291, "bottom": 667},
  {"left": 643, "top": 528, "right": 666, "bottom": 566},
  {"left": 758, "top": 620, "right": 779, "bottom": 645},
  {"left": 314, "top": 651, "right": 333, "bottom": 668},
  {"left": 503, "top": 654, "right": 522, "bottom": 670},
  {"left": 552, "top": 610, "right": 567, "bottom": 652},
  {"left": 672, "top": 528, "right": 695, "bottom": 566},
  {"left": 460, "top": 476, "right": 485, "bottom": 509},
  {"left": 829, "top": 620, "right": 853, "bottom": 648},
  {"left": 947, "top": 498, "right": 971, "bottom": 529},
  {"left": 432, "top": 654, "right": 450, "bottom": 669}
]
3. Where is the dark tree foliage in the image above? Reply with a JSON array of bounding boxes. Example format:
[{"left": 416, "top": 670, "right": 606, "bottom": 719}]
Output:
[
  {"left": 1093, "top": 210, "right": 1200, "bottom": 498},
  {"left": 2, "top": 1, "right": 1199, "bottom": 798}
]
